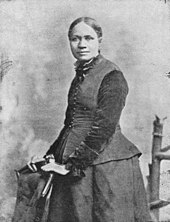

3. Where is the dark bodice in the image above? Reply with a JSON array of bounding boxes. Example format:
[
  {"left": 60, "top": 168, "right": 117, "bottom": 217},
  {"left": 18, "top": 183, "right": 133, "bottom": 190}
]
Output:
[{"left": 46, "top": 55, "right": 141, "bottom": 175}]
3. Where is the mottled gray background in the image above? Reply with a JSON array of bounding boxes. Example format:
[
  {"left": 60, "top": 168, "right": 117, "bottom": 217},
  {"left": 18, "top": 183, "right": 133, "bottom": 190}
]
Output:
[{"left": 0, "top": 0, "right": 170, "bottom": 220}]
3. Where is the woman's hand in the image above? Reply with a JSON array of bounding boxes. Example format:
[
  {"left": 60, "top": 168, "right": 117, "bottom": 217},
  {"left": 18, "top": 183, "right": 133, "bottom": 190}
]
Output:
[{"left": 41, "top": 162, "right": 70, "bottom": 175}]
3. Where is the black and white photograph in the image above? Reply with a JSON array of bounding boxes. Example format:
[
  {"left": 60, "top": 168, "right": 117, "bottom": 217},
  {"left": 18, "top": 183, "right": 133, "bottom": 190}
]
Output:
[{"left": 0, "top": 0, "right": 170, "bottom": 221}]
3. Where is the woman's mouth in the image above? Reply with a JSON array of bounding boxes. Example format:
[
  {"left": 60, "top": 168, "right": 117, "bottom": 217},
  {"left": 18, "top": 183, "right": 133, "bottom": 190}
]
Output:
[{"left": 78, "top": 51, "right": 89, "bottom": 55}]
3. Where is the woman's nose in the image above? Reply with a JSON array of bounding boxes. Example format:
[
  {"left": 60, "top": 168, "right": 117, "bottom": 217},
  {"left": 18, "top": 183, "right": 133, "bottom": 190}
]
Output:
[{"left": 78, "top": 39, "right": 87, "bottom": 48}]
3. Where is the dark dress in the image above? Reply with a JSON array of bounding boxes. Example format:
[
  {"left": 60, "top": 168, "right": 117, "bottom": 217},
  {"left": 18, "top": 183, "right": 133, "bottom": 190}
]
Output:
[{"left": 12, "top": 54, "right": 151, "bottom": 222}]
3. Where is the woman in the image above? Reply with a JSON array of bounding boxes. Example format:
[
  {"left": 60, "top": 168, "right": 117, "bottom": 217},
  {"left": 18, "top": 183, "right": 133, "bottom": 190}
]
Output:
[{"left": 13, "top": 17, "right": 151, "bottom": 222}]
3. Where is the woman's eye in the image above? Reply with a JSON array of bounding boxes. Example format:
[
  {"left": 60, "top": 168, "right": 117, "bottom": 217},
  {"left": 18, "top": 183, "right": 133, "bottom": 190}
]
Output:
[
  {"left": 85, "top": 36, "right": 94, "bottom": 41},
  {"left": 71, "top": 37, "right": 78, "bottom": 42}
]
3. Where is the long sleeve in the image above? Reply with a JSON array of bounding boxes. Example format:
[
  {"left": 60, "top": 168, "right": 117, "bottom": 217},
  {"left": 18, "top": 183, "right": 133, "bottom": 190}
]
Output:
[{"left": 66, "top": 70, "right": 129, "bottom": 173}]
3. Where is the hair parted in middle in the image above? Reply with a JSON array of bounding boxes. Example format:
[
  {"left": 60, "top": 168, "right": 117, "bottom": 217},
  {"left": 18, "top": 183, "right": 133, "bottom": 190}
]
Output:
[{"left": 68, "top": 17, "right": 103, "bottom": 41}]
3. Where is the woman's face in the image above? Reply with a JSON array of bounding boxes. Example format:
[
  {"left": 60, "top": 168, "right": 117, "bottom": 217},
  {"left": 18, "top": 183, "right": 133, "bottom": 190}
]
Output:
[{"left": 69, "top": 22, "right": 101, "bottom": 61}]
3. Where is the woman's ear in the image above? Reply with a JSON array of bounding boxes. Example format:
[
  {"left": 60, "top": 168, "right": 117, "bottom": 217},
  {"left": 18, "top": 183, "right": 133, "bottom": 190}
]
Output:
[
  {"left": 98, "top": 37, "right": 102, "bottom": 52},
  {"left": 98, "top": 37, "right": 102, "bottom": 43}
]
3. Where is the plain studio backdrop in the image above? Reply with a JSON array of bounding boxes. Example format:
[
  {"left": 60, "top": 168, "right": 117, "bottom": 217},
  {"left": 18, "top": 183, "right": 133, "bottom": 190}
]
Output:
[{"left": 0, "top": 0, "right": 170, "bottom": 220}]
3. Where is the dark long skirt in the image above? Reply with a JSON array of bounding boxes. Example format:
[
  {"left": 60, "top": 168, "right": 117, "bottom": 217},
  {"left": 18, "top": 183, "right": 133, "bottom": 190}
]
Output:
[
  {"left": 48, "top": 156, "right": 151, "bottom": 222},
  {"left": 12, "top": 156, "right": 152, "bottom": 222}
]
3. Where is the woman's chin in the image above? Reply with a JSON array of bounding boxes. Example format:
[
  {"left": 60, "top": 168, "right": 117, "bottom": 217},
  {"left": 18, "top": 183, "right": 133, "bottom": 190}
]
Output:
[
  {"left": 77, "top": 57, "right": 91, "bottom": 61},
  {"left": 73, "top": 54, "right": 92, "bottom": 61},
  {"left": 74, "top": 53, "right": 99, "bottom": 61}
]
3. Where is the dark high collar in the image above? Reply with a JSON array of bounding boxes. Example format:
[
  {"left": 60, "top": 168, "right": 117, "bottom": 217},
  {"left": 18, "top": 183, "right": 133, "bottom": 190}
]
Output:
[{"left": 74, "top": 54, "right": 103, "bottom": 78}]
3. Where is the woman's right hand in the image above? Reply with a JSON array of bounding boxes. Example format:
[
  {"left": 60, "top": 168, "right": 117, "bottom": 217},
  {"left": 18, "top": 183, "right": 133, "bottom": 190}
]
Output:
[{"left": 41, "top": 162, "right": 70, "bottom": 175}]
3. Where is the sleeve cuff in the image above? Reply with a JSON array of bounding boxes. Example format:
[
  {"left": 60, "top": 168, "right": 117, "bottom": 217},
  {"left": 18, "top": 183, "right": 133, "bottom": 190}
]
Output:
[
  {"left": 65, "top": 161, "right": 85, "bottom": 178},
  {"left": 65, "top": 141, "right": 99, "bottom": 175}
]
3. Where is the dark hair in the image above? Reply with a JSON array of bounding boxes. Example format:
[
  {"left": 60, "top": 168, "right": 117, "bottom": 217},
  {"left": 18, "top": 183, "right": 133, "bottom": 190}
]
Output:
[{"left": 68, "top": 17, "right": 103, "bottom": 40}]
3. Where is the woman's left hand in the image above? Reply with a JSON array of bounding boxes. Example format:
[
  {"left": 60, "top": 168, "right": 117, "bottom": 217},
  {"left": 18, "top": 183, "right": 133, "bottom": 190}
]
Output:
[{"left": 41, "top": 162, "right": 70, "bottom": 175}]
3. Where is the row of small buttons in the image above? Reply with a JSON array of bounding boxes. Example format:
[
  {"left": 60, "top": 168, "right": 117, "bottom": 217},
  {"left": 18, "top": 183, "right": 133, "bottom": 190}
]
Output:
[
  {"left": 68, "top": 72, "right": 89, "bottom": 128},
  {"left": 68, "top": 81, "right": 80, "bottom": 128}
]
